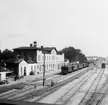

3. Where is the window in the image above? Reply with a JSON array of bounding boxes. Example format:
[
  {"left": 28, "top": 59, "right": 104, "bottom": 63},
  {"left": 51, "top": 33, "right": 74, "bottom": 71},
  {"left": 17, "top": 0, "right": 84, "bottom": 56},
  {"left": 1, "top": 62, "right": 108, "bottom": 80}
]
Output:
[
  {"left": 37, "top": 65, "right": 39, "bottom": 69},
  {"left": 31, "top": 66, "right": 33, "bottom": 71},
  {"left": 47, "top": 64, "right": 48, "bottom": 70},
  {"left": 42, "top": 65, "right": 43, "bottom": 71},
  {"left": 40, "top": 65, "right": 41, "bottom": 71},
  {"left": 21, "top": 67, "right": 23, "bottom": 75},
  {"left": 53, "top": 56, "right": 55, "bottom": 60},
  {"left": 34, "top": 66, "right": 36, "bottom": 72},
  {"left": 34, "top": 66, "right": 36, "bottom": 70},
  {"left": 46, "top": 56, "right": 47, "bottom": 61},
  {"left": 43, "top": 56, "right": 46, "bottom": 61},
  {"left": 42, "top": 56, "right": 44, "bottom": 61},
  {"left": 52, "top": 56, "right": 55, "bottom": 60},
  {"left": 38, "top": 55, "right": 41, "bottom": 61},
  {"left": 47, "top": 56, "right": 48, "bottom": 61}
]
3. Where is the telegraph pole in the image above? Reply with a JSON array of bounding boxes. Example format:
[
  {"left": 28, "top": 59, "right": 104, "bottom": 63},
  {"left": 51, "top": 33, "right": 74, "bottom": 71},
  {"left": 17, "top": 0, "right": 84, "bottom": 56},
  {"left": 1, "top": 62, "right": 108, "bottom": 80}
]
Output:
[
  {"left": 41, "top": 46, "right": 46, "bottom": 87},
  {"left": 43, "top": 52, "right": 45, "bottom": 86}
]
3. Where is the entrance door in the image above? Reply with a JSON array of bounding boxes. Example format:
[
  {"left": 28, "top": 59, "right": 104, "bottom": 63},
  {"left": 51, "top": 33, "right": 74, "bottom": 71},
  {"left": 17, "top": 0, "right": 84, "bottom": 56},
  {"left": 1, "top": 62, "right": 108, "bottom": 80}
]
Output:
[{"left": 24, "top": 67, "right": 26, "bottom": 76}]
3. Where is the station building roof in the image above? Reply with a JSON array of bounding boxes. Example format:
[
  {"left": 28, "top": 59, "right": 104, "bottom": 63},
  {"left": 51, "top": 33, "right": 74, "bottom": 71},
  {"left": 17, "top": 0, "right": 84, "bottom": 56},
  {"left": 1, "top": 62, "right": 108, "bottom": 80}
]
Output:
[{"left": 13, "top": 47, "right": 63, "bottom": 55}]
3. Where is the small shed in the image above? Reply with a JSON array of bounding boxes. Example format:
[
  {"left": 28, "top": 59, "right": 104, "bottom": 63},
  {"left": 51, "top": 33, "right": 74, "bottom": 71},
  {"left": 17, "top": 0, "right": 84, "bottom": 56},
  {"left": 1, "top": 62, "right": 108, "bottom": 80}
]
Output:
[
  {"left": 0, "top": 72, "right": 6, "bottom": 81},
  {"left": 0, "top": 67, "right": 8, "bottom": 81}
]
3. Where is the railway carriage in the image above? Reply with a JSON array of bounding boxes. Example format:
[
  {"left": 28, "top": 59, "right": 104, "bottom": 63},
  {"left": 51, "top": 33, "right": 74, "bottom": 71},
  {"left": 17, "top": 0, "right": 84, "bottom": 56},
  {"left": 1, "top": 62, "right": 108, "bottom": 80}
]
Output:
[
  {"left": 83, "top": 63, "right": 89, "bottom": 67},
  {"left": 72, "top": 64, "right": 78, "bottom": 71},
  {"left": 77, "top": 63, "right": 83, "bottom": 69},
  {"left": 61, "top": 66, "right": 70, "bottom": 74},
  {"left": 101, "top": 63, "right": 106, "bottom": 68},
  {"left": 61, "top": 62, "right": 88, "bottom": 75}
]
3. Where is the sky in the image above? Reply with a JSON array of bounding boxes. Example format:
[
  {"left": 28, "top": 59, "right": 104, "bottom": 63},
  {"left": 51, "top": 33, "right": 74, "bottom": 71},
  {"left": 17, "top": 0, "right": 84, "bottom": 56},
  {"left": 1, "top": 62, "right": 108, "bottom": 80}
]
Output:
[{"left": 0, "top": 0, "right": 108, "bottom": 57}]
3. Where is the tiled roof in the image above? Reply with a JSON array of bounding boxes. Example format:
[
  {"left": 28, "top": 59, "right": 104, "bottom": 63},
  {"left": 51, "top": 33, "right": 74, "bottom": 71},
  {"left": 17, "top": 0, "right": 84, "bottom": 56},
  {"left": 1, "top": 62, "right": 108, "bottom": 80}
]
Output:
[
  {"left": 13, "top": 47, "right": 37, "bottom": 50},
  {"left": 57, "top": 52, "right": 63, "bottom": 55},
  {"left": 13, "top": 47, "right": 58, "bottom": 53},
  {"left": 13, "top": 46, "right": 64, "bottom": 55},
  {"left": 5, "top": 59, "right": 24, "bottom": 64}
]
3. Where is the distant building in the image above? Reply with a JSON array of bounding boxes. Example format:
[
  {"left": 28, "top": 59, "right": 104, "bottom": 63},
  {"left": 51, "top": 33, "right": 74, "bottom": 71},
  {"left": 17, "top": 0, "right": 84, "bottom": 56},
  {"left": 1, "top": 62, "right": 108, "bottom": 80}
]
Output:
[
  {"left": 11, "top": 41, "right": 64, "bottom": 77},
  {"left": 87, "top": 56, "right": 98, "bottom": 61}
]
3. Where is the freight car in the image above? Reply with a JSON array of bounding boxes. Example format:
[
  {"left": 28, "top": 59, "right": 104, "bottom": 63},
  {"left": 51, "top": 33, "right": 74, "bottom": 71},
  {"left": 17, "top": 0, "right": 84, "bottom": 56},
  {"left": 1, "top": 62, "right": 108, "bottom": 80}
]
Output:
[
  {"left": 77, "top": 63, "right": 83, "bottom": 69},
  {"left": 61, "top": 62, "right": 88, "bottom": 75}
]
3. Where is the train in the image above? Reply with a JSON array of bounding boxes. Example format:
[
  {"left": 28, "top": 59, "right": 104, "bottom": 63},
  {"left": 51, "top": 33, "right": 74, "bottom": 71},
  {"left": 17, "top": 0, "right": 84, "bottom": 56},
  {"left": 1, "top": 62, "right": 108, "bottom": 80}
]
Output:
[{"left": 61, "top": 62, "right": 89, "bottom": 75}]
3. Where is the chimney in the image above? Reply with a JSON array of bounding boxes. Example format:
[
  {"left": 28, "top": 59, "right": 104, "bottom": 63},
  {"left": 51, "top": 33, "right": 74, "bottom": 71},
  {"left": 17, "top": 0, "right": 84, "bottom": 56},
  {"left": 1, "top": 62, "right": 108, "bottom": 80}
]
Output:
[
  {"left": 41, "top": 46, "right": 43, "bottom": 49},
  {"left": 30, "top": 44, "right": 33, "bottom": 47},
  {"left": 33, "top": 41, "right": 37, "bottom": 47}
]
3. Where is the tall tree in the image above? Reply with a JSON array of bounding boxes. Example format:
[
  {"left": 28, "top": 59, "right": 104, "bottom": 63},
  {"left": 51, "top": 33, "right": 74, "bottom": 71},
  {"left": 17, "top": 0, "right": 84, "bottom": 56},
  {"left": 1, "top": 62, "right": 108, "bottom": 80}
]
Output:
[
  {"left": 59, "top": 46, "right": 87, "bottom": 63},
  {"left": 0, "top": 49, "right": 16, "bottom": 66}
]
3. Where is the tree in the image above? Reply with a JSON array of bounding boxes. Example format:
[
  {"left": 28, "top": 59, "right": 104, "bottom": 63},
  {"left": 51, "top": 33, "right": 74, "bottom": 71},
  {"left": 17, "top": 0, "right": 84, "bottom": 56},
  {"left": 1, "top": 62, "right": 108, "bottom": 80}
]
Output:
[
  {"left": 0, "top": 49, "right": 16, "bottom": 66},
  {"left": 0, "top": 50, "right": 2, "bottom": 66},
  {"left": 1, "top": 49, "right": 16, "bottom": 60},
  {"left": 59, "top": 46, "right": 88, "bottom": 63},
  {"left": 61, "top": 47, "right": 77, "bottom": 62}
]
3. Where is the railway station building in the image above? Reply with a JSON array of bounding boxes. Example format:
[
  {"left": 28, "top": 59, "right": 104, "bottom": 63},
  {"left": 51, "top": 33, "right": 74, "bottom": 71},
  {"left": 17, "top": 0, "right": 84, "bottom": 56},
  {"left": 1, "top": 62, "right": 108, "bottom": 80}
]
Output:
[{"left": 11, "top": 41, "right": 64, "bottom": 77}]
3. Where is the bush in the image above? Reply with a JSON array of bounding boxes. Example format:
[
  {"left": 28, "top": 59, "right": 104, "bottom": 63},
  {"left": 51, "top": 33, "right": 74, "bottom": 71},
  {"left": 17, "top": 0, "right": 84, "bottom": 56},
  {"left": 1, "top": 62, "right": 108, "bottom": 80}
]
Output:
[{"left": 29, "top": 71, "right": 34, "bottom": 75}]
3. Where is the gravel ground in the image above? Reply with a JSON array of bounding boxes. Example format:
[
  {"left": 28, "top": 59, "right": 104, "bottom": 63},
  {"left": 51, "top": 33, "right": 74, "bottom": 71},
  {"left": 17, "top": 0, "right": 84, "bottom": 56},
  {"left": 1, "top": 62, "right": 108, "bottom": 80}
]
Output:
[{"left": 38, "top": 67, "right": 108, "bottom": 105}]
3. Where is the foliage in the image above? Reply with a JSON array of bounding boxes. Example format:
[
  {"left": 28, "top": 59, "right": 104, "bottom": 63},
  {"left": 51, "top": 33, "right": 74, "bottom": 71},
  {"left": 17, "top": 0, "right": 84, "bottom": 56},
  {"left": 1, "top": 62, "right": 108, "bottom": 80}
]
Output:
[
  {"left": 59, "top": 46, "right": 87, "bottom": 63},
  {"left": 0, "top": 49, "right": 16, "bottom": 66}
]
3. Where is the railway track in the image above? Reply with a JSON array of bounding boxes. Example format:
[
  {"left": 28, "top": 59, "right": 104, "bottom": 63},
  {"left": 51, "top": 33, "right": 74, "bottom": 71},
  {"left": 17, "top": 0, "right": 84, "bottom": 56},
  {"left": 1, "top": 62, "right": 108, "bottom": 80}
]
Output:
[
  {"left": 83, "top": 71, "right": 108, "bottom": 105},
  {"left": 52, "top": 69, "right": 102, "bottom": 105},
  {"left": 36, "top": 70, "right": 94, "bottom": 102},
  {"left": 78, "top": 68, "right": 105, "bottom": 105},
  {"left": 0, "top": 74, "right": 61, "bottom": 99},
  {"left": 53, "top": 71, "right": 95, "bottom": 104},
  {"left": 94, "top": 81, "right": 108, "bottom": 105},
  {"left": 19, "top": 70, "right": 89, "bottom": 101},
  {"left": 3, "top": 67, "right": 91, "bottom": 101},
  {"left": 87, "top": 81, "right": 108, "bottom": 105}
]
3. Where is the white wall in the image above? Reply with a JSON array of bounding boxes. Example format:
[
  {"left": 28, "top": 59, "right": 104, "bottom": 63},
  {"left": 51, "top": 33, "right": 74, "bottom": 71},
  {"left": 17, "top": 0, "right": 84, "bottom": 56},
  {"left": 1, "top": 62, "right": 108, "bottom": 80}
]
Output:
[
  {"left": 18, "top": 60, "right": 29, "bottom": 76},
  {"left": 37, "top": 49, "right": 64, "bottom": 72},
  {"left": 0, "top": 72, "right": 6, "bottom": 81},
  {"left": 18, "top": 49, "right": 64, "bottom": 76}
]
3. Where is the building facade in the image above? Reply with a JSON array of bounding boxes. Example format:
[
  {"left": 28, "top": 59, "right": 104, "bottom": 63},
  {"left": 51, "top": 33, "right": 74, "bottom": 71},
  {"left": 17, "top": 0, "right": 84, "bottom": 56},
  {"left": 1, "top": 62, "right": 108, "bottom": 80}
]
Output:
[
  {"left": 13, "top": 42, "right": 64, "bottom": 77},
  {"left": 87, "top": 56, "right": 98, "bottom": 61}
]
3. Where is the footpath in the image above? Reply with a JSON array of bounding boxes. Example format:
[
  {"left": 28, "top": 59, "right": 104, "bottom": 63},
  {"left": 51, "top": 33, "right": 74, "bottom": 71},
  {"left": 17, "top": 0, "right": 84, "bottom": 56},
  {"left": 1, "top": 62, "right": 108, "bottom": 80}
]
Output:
[{"left": 0, "top": 69, "right": 61, "bottom": 87}]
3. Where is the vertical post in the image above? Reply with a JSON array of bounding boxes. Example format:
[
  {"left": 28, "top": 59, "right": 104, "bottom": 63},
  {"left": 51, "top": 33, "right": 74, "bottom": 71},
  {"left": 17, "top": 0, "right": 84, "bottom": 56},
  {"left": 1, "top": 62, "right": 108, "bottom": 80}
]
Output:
[{"left": 43, "top": 52, "right": 45, "bottom": 86}]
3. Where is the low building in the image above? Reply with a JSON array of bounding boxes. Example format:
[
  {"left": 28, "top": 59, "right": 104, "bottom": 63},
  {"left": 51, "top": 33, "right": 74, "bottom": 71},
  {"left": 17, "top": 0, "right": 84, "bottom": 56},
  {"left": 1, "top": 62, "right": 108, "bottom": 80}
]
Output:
[
  {"left": 0, "top": 72, "right": 6, "bottom": 81},
  {"left": 0, "top": 67, "right": 11, "bottom": 81},
  {"left": 11, "top": 41, "right": 64, "bottom": 77}
]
